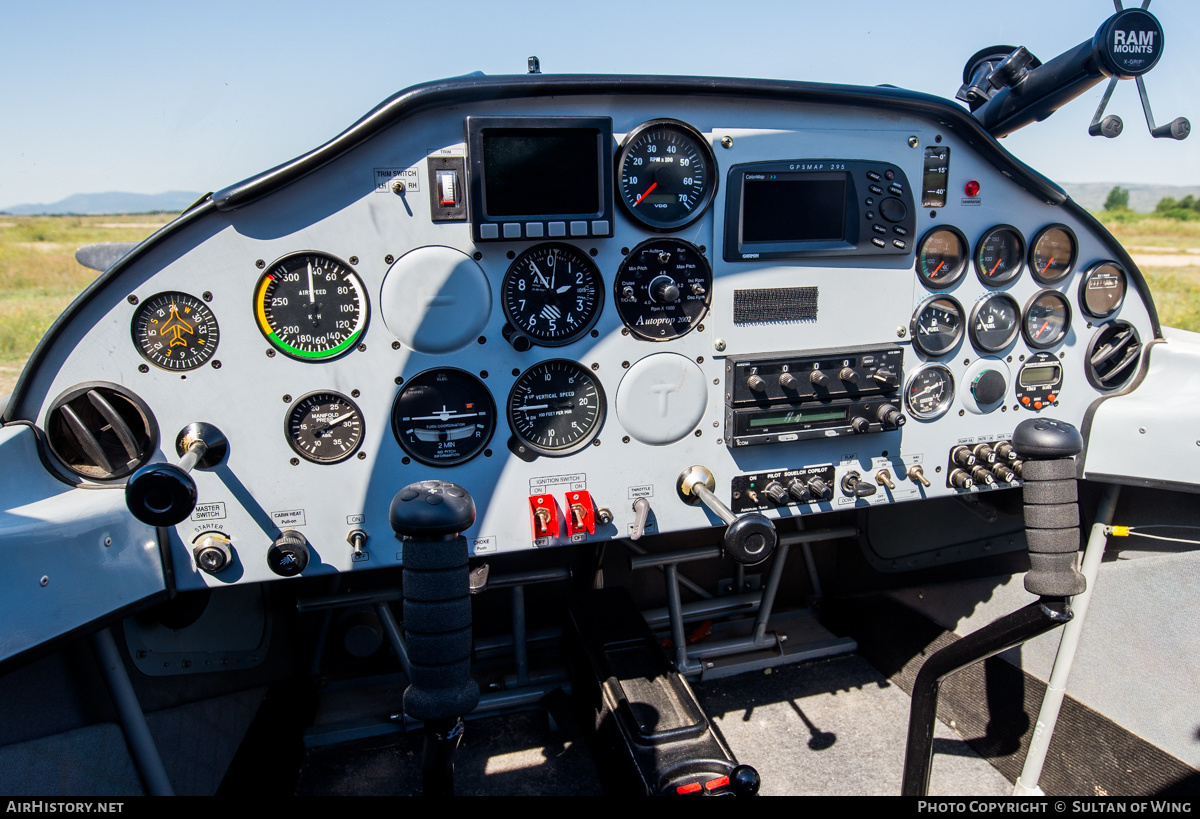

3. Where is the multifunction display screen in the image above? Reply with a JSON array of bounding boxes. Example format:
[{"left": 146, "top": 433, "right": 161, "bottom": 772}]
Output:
[
  {"left": 482, "top": 128, "right": 603, "bottom": 217},
  {"left": 741, "top": 175, "right": 847, "bottom": 243}
]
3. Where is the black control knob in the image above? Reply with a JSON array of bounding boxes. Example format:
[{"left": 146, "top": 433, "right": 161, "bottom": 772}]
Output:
[
  {"left": 841, "top": 471, "right": 877, "bottom": 498},
  {"left": 746, "top": 374, "right": 767, "bottom": 393},
  {"left": 971, "top": 369, "right": 1007, "bottom": 405},
  {"left": 872, "top": 368, "right": 899, "bottom": 388},
  {"left": 972, "top": 443, "right": 997, "bottom": 464},
  {"left": 764, "top": 481, "right": 788, "bottom": 505},
  {"left": 876, "top": 403, "right": 906, "bottom": 429},
  {"left": 810, "top": 370, "right": 830, "bottom": 388},
  {"left": 970, "top": 465, "right": 997, "bottom": 487},
  {"left": 650, "top": 275, "right": 681, "bottom": 304},
  {"left": 267, "top": 529, "right": 310, "bottom": 577},
  {"left": 850, "top": 416, "right": 870, "bottom": 434},
  {"left": 125, "top": 422, "right": 226, "bottom": 527},
  {"left": 807, "top": 476, "right": 833, "bottom": 501},
  {"left": 778, "top": 372, "right": 800, "bottom": 391},
  {"left": 951, "top": 445, "right": 977, "bottom": 468},
  {"left": 839, "top": 367, "right": 860, "bottom": 385},
  {"left": 1013, "top": 418, "right": 1086, "bottom": 597},
  {"left": 786, "top": 478, "right": 812, "bottom": 503},
  {"left": 949, "top": 468, "right": 975, "bottom": 489},
  {"left": 730, "top": 764, "right": 762, "bottom": 796}
]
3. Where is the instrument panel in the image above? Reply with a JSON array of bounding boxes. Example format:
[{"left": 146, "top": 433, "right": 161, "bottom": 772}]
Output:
[{"left": 3, "top": 77, "right": 1156, "bottom": 591}]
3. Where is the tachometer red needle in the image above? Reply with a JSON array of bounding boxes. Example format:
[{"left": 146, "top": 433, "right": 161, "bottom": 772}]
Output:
[
  {"left": 1041, "top": 257, "right": 1056, "bottom": 275},
  {"left": 1037, "top": 320, "right": 1050, "bottom": 337},
  {"left": 930, "top": 260, "right": 945, "bottom": 278},
  {"left": 634, "top": 182, "right": 658, "bottom": 206},
  {"left": 988, "top": 258, "right": 1003, "bottom": 277}
]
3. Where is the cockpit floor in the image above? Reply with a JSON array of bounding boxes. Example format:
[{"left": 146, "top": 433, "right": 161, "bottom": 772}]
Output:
[{"left": 295, "top": 653, "right": 1011, "bottom": 796}]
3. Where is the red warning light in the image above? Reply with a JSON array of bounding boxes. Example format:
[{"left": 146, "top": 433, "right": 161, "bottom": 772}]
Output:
[{"left": 964, "top": 180, "right": 981, "bottom": 197}]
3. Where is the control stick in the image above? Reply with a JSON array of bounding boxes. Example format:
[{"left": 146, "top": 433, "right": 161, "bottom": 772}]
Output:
[
  {"left": 390, "top": 480, "right": 480, "bottom": 796},
  {"left": 677, "top": 466, "right": 777, "bottom": 565},
  {"left": 901, "top": 418, "right": 1084, "bottom": 795},
  {"left": 125, "top": 423, "right": 226, "bottom": 527}
]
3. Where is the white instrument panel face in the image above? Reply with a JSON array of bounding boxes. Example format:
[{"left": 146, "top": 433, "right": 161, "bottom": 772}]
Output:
[{"left": 9, "top": 89, "right": 1156, "bottom": 590}]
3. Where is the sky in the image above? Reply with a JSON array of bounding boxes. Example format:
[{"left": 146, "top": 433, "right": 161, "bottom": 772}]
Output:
[{"left": 1, "top": 0, "right": 1197, "bottom": 210}]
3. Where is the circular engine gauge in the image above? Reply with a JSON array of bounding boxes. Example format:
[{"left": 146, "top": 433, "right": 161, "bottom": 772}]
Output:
[
  {"left": 1023, "top": 290, "right": 1072, "bottom": 349},
  {"left": 502, "top": 243, "right": 603, "bottom": 347},
  {"left": 905, "top": 364, "right": 955, "bottom": 420},
  {"left": 132, "top": 291, "right": 219, "bottom": 371},
  {"left": 1079, "top": 261, "right": 1127, "bottom": 319},
  {"left": 614, "top": 238, "right": 712, "bottom": 341},
  {"left": 910, "top": 295, "right": 964, "bottom": 357},
  {"left": 286, "top": 391, "right": 364, "bottom": 464},
  {"left": 508, "top": 360, "right": 606, "bottom": 457},
  {"left": 969, "top": 292, "right": 1021, "bottom": 353},
  {"left": 916, "top": 226, "right": 969, "bottom": 289},
  {"left": 617, "top": 119, "right": 717, "bottom": 232},
  {"left": 391, "top": 368, "right": 496, "bottom": 467},
  {"left": 255, "top": 252, "right": 368, "bottom": 361},
  {"left": 974, "top": 225, "right": 1025, "bottom": 285},
  {"left": 1030, "top": 224, "right": 1077, "bottom": 284}
]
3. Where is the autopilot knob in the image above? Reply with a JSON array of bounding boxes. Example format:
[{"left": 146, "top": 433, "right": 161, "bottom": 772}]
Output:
[
  {"left": 650, "top": 275, "right": 681, "bottom": 304},
  {"left": 763, "top": 481, "right": 789, "bottom": 505}
]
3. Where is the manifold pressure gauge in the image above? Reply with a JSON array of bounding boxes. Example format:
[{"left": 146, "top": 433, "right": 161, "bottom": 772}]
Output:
[
  {"left": 255, "top": 252, "right": 369, "bottom": 361},
  {"left": 502, "top": 243, "right": 604, "bottom": 347},
  {"left": 905, "top": 364, "right": 955, "bottom": 421},
  {"left": 132, "top": 291, "right": 219, "bottom": 371},
  {"left": 508, "top": 360, "right": 606, "bottom": 457},
  {"left": 286, "top": 391, "right": 364, "bottom": 464}
]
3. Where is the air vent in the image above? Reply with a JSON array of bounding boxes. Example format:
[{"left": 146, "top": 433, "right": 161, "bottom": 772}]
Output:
[
  {"left": 1085, "top": 321, "right": 1141, "bottom": 391},
  {"left": 45, "top": 383, "right": 158, "bottom": 481}
]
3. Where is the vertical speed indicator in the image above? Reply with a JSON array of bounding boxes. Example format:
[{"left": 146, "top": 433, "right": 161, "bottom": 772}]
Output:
[
  {"left": 617, "top": 119, "right": 717, "bottom": 231},
  {"left": 507, "top": 360, "right": 606, "bottom": 458}
]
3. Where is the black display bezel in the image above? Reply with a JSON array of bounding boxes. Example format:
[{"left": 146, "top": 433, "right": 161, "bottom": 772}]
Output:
[
  {"left": 1022, "top": 290, "right": 1072, "bottom": 350},
  {"left": 466, "top": 116, "right": 614, "bottom": 241},
  {"left": 285, "top": 391, "right": 365, "bottom": 465},
  {"left": 390, "top": 368, "right": 497, "bottom": 467},
  {"left": 501, "top": 243, "right": 605, "bottom": 347},
  {"left": 915, "top": 225, "right": 970, "bottom": 290},
  {"left": 974, "top": 224, "right": 1026, "bottom": 286},
  {"left": 968, "top": 291, "right": 1021, "bottom": 353},
  {"left": 506, "top": 360, "right": 607, "bottom": 458},
  {"left": 616, "top": 118, "right": 718, "bottom": 232},
  {"left": 1079, "top": 260, "right": 1127, "bottom": 320},
  {"left": 1029, "top": 223, "right": 1078, "bottom": 285},
  {"left": 722, "top": 160, "right": 916, "bottom": 262},
  {"left": 910, "top": 294, "right": 965, "bottom": 358}
]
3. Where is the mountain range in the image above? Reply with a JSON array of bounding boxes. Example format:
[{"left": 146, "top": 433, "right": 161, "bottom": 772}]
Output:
[
  {"left": 0, "top": 191, "right": 203, "bottom": 216},
  {"left": 2, "top": 185, "right": 1198, "bottom": 216}
]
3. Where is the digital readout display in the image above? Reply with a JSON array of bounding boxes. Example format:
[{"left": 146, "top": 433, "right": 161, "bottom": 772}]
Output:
[
  {"left": 748, "top": 407, "right": 849, "bottom": 428},
  {"left": 741, "top": 175, "right": 847, "bottom": 243},
  {"left": 1019, "top": 365, "right": 1062, "bottom": 387},
  {"left": 482, "top": 128, "right": 602, "bottom": 217}
]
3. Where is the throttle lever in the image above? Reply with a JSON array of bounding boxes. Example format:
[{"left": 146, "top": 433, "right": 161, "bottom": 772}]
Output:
[
  {"left": 677, "top": 466, "right": 777, "bottom": 566},
  {"left": 125, "top": 423, "right": 226, "bottom": 527}
]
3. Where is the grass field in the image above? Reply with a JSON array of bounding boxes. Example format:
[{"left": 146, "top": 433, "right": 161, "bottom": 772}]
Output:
[{"left": 0, "top": 213, "right": 1197, "bottom": 398}]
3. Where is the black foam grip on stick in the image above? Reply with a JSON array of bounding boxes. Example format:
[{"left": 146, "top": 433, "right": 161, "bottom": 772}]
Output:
[
  {"left": 1012, "top": 419, "right": 1086, "bottom": 597},
  {"left": 391, "top": 481, "right": 481, "bottom": 723}
]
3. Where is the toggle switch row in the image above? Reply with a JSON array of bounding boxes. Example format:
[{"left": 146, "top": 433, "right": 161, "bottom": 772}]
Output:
[{"left": 528, "top": 491, "right": 612, "bottom": 540}]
